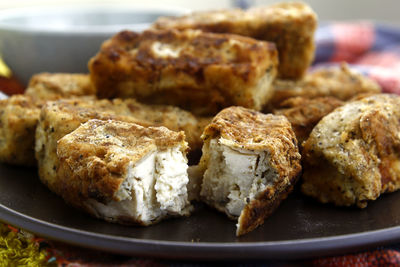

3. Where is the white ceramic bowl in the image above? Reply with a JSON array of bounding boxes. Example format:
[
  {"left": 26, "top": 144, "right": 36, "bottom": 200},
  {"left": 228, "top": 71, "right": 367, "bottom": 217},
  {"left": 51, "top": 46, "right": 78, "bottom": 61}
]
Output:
[{"left": 0, "top": 5, "right": 188, "bottom": 85}]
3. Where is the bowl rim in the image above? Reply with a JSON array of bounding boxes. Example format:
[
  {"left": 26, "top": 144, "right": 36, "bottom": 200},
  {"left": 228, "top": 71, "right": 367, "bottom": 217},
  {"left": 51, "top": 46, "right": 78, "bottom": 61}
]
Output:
[{"left": 0, "top": 4, "right": 190, "bottom": 34}]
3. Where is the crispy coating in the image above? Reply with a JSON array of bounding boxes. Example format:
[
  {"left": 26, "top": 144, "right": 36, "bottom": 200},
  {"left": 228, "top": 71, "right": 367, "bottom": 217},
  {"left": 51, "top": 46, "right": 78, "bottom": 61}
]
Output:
[
  {"left": 25, "top": 73, "right": 95, "bottom": 102},
  {"left": 301, "top": 94, "right": 400, "bottom": 208},
  {"left": 267, "top": 64, "right": 381, "bottom": 110},
  {"left": 200, "top": 106, "right": 301, "bottom": 236},
  {"left": 110, "top": 98, "right": 210, "bottom": 153},
  {"left": 153, "top": 2, "right": 317, "bottom": 79},
  {"left": 35, "top": 98, "right": 208, "bottom": 193},
  {"left": 0, "top": 73, "right": 96, "bottom": 166},
  {"left": 4, "top": 74, "right": 206, "bottom": 167},
  {"left": 89, "top": 29, "right": 278, "bottom": 116},
  {"left": 0, "top": 95, "right": 41, "bottom": 166},
  {"left": 202, "top": 107, "right": 298, "bottom": 151},
  {"left": 57, "top": 119, "right": 189, "bottom": 225},
  {"left": 36, "top": 99, "right": 134, "bottom": 193},
  {"left": 273, "top": 96, "right": 344, "bottom": 145}
]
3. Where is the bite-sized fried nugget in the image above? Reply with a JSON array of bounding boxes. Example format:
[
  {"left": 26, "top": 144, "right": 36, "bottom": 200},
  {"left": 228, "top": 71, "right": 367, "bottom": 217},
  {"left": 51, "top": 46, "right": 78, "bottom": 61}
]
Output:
[
  {"left": 199, "top": 106, "right": 301, "bottom": 236},
  {"left": 267, "top": 64, "right": 381, "bottom": 110},
  {"left": 89, "top": 29, "right": 278, "bottom": 116},
  {"left": 25, "top": 73, "right": 96, "bottom": 102},
  {"left": 112, "top": 98, "right": 211, "bottom": 154},
  {"left": 57, "top": 119, "right": 191, "bottom": 225},
  {"left": 153, "top": 2, "right": 317, "bottom": 79},
  {"left": 36, "top": 99, "right": 127, "bottom": 191},
  {"left": 0, "top": 95, "right": 41, "bottom": 166},
  {"left": 273, "top": 96, "right": 344, "bottom": 145},
  {"left": 302, "top": 94, "right": 400, "bottom": 208},
  {"left": 0, "top": 73, "right": 96, "bottom": 166},
  {"left": 35, "top": 98, "right": 209, "bottom": 193}
]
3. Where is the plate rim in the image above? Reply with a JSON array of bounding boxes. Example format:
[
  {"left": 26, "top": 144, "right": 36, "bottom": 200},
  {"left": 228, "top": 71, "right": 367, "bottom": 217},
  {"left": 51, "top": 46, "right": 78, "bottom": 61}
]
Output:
[{"left": 1, "top": 201, "right": 400, "bottom": 260}]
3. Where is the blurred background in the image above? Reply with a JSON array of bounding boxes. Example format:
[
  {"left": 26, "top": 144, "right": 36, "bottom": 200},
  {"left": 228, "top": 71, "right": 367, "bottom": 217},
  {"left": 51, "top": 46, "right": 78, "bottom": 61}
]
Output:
[
  {"left": 0, "top": 0, "right": 397, "bottom": 95},
  {"left": 0, "top": 0, "right": 399, "bottom": 26}
]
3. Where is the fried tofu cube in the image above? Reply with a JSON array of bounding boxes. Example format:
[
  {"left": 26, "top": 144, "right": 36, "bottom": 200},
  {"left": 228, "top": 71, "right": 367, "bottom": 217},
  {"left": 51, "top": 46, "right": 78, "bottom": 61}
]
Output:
[
  {"left": 0, "top": 73, "right": 96, "bottom": 166},
  {"left": 56, "top": 119, "right": 191, "bottom": 225},
  {"left": 199, "top": 107, "right": 301, "bottom": 236},
  {"left": 0, "top": 95, "right": 40, "bottom": 166},
  {"left": 89, "top": 29, "right": 278, "bottom": 116},
  {"left": 35, "top": 99, "right": 128, "bottom": 191},
  {"left": 268, "top": 64, "right": 381, "bottom": 110},
  {"left": 35, "top": 98, "right": 208, "bottom": 193},
  {"left": 25, "top": 73, "right": 96, "bottom": 102},
  {"left": 111, "top": 98, "right": 211, "bottom": 154},
  {"left": 273, "top": 96, "right": 344, "bottom": 145},
  {"left": 302, "top": 94, "right": 400, "bottom": 208},
  {"left": 153, "top": 2, "right": 317, "bottom": 79}
]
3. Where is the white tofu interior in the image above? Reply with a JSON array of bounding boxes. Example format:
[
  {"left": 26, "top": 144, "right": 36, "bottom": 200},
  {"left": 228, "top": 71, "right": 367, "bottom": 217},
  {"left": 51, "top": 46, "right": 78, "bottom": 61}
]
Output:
[
  {"left": 85, "top": 146, "right": 189, "bottom": 224},
  {"left": 200, "top": 138, "right": 277, "bottom": 217},
  {"left": 151, "top": 42, "right": 182, "bottom": 58},
  {"left": 154, "top": 148, "right": 189, "bottom": 213}
]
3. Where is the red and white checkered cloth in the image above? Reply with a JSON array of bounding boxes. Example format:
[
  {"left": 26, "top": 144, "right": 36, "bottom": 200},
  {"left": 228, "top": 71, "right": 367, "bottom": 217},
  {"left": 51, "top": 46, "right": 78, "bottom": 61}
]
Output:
[{"left": 314, "top": 22, "right": 400, "bottom": 95}]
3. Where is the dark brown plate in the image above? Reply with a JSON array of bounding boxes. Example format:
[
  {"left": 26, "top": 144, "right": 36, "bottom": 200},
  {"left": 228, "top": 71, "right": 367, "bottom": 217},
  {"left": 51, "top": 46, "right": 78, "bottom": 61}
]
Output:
[{"left": 1, "top": 163, "right": 400, "bottom": 260}]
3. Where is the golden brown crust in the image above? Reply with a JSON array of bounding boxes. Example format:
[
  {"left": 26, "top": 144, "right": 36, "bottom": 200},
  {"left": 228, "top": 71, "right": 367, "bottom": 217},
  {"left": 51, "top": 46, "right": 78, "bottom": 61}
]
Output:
[
  {"left": 202, "top": 106, "right": 297, "bottom": 151},
  {"left": 237, "top": 171, "right": 300, "bottom": 236},
  {"left": 0, "top": 73, "right": 97, "bottom": 166},
  {"left": 89, "top": 29, "right": 278, "bottom": 116},
  {"left": 57, "top": 119, "right": 187, "bottom": 205},
  {"left": 153, "top": 2, "right": 317, "bottom": 79},
  {"left": 200, "top": 107, "right": 301, "bottom": 236},
  {"left": 112, "top": 98, "right": 210, "bottom": 153},
  {"left": 268, "top": 64, "right": 381, "bottom": 109},
  {"left": 25, "top": 73, "right": 95, "bottom": 102},
  {"left": 35, "top": 98, "right": 207, "bottom": 194},
  {"left": 35, "top": 99, "right": 128, "bottom": 192},
  {"left": 273, "top": 96, "right": 344, "bottom": 145},
  {"left": 301, "top": 94, "right": 400, "bottom": 208},
  {"left": 0, "top": 95, "right": 41, "bottom": 166}
]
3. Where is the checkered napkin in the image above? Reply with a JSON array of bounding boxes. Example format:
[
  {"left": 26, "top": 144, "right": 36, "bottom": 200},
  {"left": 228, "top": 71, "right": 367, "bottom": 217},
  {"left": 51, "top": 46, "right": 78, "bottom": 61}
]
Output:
[
  {"left": 314, "top": 22, "right": 400, "bottom": 95},
  {"left": 2, "top": 22, "right": 400, "bottom": 266}
]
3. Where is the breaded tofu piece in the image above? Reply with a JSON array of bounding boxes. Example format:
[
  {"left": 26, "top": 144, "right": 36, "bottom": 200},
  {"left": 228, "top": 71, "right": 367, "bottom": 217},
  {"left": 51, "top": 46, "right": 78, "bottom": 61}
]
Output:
[
  {"left": 301, "top": 94, "right": 400, "bottom": 208},
  {"left": 25, "top": 73, "right": 95, "bottom": 102},
  {"left": 268, "top": 64, "right": 381, "bottom": 110},
  {"left": 0, "top": 95, "right": 41, "bottom": 166},
  {"left": 111, "top": 98, "right": 211, "bottom": 154},
  {"left": 35, "top": 98, "right": 208, "bottom": 193},
  {"left": 89, "top": 29, "right": 278, "bottom": 116},
  {"left": 152, "top": 2, "right": 317, "bottom": 79},
  {"left": 0, "top": 73, "right": 94, "bottom": 166},
  {"left": 199, "top": 107, "right": 301, "bottom": 236},
  {"left": 35, "top": 99, "right": 129, "bottom": 192},
  {"left": 273, "top": 96, "right": 344, "bottom": 145},
  {"left": 57, "top": 119, "right": 191, "bottom": 225}
]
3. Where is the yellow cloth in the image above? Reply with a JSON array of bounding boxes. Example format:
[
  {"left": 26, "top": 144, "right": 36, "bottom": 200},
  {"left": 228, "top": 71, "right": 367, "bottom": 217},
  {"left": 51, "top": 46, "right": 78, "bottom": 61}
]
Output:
[
  {"left": 0, "top": 223, "right": 54, "bottom": 266},
  {"left": 0, "top": 58, "right": 11, "bottom": 78}
]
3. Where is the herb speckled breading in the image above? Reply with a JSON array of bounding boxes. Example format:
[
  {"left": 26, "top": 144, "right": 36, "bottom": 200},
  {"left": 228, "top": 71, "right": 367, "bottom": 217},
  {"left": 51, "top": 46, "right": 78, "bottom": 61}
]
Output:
[
  {"left": 0, "top": 73, "right": 96, "bottom": 166},
  {"left": 25, "top": 73, "right": 95, "bottom": 102},
  {"left": 302, "top": 94, "right": 400, "bottom": 208},
  {"left": 35, "top": 98, "right": 209, "bottom": 194},
  {"left": 57, "top": 119, "right": 191, "bottom": 225},
  {"left": 267, "top": 64, "right": 381, "bottom": 110},
  {"left": 0, "top": 95, "right": 41, "bottom": 166},
  {"left": 273, "top": 96, "right": 344, "bottom": 145},
  {"left": 199, "top": 106, "right": 301, "bottom": 236}
]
